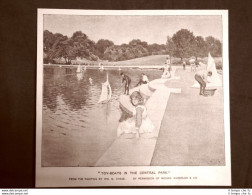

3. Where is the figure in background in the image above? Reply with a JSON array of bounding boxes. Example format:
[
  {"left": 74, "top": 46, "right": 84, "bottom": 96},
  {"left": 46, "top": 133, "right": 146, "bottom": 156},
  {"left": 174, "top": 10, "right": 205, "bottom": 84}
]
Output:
[
  {"left": 195, "top": 70, "right": 212, "bottom": 95},
  {"left": 195, "top": 60, "right": 200, "bottom": 70},
  {"left": 99, "top": 63, "right": 104, "bottom": 71},
  {"left": 89, "top": 77, "right": 93, "bottom": 84},
  {"left": 135, "top": 73, "right": 149, "bottom": 87},
  {"left": 190, "top": 58, "right": 196, "bottom": 72},
  {"left": 166, "top": 56, "right": 171, "bottom": 72},
  {"left": 183, "top": 60, "right": 186, "bottom": 70},
  {"left": 161, "top": 63, "right": 171, "bottom": 78},
  {"left": 120, "top": 72, "right": 131, "bottom": 95}
]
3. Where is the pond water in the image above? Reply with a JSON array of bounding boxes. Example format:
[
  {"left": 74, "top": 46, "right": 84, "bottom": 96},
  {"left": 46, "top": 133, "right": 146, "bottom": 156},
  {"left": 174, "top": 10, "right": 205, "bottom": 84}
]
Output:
[{"left": 42, "top": 67, "right": 162, "bottom": 167}]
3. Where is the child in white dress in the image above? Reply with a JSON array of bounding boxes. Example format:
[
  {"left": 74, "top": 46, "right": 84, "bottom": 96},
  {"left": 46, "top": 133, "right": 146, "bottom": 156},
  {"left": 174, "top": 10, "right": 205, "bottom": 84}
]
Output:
[{"left": 117, "top": 91, "right": 154, "bottom": 138}]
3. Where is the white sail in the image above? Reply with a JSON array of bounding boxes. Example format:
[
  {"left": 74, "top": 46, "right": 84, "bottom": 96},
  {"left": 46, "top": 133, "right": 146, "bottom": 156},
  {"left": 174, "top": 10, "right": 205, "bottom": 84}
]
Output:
[
  {"left": 76, "top": 72, "right": 83, "bottom": 81},
  {"left": 191, "top": 53, "right": 222, "bottom": 88},
  {"left": 76, "top": 65, "right": 82, "bottom": 73},
  {"left": 98, "top": 73, "right": 112, "bottom": 103}
]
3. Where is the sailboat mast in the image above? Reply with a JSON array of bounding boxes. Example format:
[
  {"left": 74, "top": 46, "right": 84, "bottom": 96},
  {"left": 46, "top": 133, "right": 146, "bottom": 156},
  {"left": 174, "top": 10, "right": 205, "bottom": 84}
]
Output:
[{"left": 107, "top": 73, "right": 112, "bottom": 100}]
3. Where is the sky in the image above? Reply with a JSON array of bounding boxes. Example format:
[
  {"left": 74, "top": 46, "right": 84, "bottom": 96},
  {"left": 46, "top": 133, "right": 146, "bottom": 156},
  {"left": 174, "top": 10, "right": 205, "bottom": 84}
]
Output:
[{"left": 44, "top": 15, "right": 222, "bottom": 45}]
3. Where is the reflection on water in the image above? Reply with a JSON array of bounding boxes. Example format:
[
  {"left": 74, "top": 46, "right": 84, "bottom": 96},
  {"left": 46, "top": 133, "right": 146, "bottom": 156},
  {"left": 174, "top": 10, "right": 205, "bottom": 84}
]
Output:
[{"left": 42, "top": 67, "right": 162, "bottom": 167}]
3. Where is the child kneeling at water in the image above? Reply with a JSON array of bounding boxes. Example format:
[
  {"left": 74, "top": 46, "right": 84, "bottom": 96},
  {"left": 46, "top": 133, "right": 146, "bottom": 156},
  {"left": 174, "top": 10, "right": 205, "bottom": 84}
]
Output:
[{"left": 117, "top": 91, "right": 154, "bottom": 138}]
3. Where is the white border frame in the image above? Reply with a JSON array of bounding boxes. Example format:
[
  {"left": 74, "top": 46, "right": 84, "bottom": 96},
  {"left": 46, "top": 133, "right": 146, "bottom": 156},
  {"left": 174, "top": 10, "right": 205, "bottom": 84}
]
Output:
[{"left": 36, "top": 9, "right": 230, "bottom": 187}]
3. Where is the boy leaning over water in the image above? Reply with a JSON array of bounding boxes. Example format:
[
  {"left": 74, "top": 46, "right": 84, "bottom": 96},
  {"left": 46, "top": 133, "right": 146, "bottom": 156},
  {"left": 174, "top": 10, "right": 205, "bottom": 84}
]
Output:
[{"left": 194, "top": 70, "right": 212, "bottom": 95}]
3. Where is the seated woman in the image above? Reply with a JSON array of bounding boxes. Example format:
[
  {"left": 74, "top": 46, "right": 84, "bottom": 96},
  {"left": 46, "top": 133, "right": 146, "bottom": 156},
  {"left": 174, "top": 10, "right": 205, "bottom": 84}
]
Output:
[
  {"left": 117, "top": 91, "right": 154, "bottom": 138},
  {"left": 135, "top": 73, "right": 149, "bottom": 87}
]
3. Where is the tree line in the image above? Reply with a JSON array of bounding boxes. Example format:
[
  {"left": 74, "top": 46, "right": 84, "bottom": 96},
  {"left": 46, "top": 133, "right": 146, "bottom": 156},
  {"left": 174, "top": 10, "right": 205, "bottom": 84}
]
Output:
[{"left": 43, "top": 29, "right": 222, "bottom": 64}]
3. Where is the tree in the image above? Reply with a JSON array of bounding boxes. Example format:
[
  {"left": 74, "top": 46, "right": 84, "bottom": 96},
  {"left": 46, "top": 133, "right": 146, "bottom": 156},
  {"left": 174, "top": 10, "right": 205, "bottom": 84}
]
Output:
[
  {"left": 72, "top": 31, "right": 88, "bottom": 42},
  {"left": 205, "top": 36, "right": 222, "bottom": 57},
  {"left": 43, "top": 28, "right": 222, "bottom": 64},
  {"left": 71, "top": 31, "right": 96, "bottom": 60},
  {"left": 43, "top": 31, "right": 65, "bottom": 63},
  {"left": 129, "top": 39, "right": 142, "bottom": 47},
  {"left": 43, "top": 30, "right": 56, "bottom": 52},
  {"left": 148, "top": 43, "right": 159, "bottom": 54},
  {"left": 172, "top": 29, "right": 196, "bottom": 60},
  {"left": 214, "top": 39, "right": 222, "bottom": 57},
  {"left": 49, "top": 35, "right": 76, "bottom": 64},
  {"left": 43, "top": 31, "right": 65, "bottom": 53},
  {"left": 95, "top": 39, "right": 114, "bottom": 59},
  {"left": 193, "top": 36, "right": 207, "bottom": 60},
  {"left": 166, "top": 36, "right": 175, "bottom": 58},
  {"left": 102, "top": 39, "right": 151, "bottom": 61}
]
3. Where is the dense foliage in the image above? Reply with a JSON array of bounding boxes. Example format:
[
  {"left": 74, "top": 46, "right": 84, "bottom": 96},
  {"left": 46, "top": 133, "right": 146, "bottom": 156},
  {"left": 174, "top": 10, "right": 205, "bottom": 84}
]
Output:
[
  {"left": 43, "top": 29, "right": 222, "bottom": 64},
  {"left": 167, "top": 29, "right": 222, "bottom": 60}
]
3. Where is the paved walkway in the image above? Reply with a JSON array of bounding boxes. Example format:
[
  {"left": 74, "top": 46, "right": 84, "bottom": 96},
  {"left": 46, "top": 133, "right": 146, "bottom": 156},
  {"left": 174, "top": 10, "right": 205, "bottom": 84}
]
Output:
[
  {"left": 151, "top": 68, "right": 225, "bottom": 166},
  {"left": 95, "top": 68, "right": 181, "bottom": 166},
  {"left": 95, "top": 67, "right": 224, "bottom": 166}
]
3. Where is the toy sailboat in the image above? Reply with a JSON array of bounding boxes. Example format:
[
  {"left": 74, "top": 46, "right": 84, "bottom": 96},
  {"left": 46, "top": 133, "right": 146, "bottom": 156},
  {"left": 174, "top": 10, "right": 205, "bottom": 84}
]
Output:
[
  {"left": 76, "top": 64, "right": 82, "bottom": 73},
  {"left": 98, "top": 73, "right": 112, "bottom": 103}
]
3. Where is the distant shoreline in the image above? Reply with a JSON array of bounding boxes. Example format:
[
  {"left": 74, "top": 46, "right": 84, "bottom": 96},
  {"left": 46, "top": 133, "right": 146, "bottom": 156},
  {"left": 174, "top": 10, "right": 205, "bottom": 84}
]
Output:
[
  {"left": 43, "top": 64, "right": 166, "bottom": 69},
  {"left": 44, "top": 55, "right": 223, "bottom": 69}
]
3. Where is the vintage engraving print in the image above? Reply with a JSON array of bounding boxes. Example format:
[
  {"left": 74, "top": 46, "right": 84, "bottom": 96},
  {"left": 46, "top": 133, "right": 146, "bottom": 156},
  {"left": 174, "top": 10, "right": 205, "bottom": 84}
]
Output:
[{"left": 36, "top": 9, "right": 230, "bottom": 187}]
